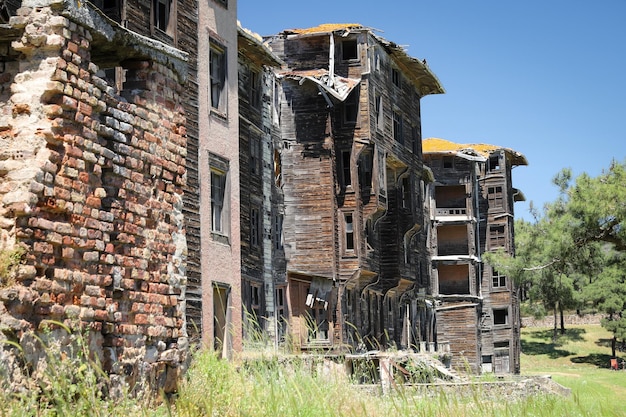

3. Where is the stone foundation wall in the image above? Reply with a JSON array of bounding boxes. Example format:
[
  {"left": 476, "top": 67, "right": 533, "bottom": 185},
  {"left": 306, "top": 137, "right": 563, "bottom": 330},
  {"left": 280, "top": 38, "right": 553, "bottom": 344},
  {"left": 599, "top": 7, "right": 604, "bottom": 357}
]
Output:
[{"left": 0, "top": 0, "right": 188, "bottom": 394}]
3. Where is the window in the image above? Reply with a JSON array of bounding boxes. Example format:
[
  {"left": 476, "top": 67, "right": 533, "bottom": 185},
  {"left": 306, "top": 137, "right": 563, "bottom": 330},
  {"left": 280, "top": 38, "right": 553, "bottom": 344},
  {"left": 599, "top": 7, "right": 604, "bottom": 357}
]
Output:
[
  {"left": 250, "top": 136, "right": 260, "bottom": 175},
  {"left": 493, "top": 308, "right": 509, "bottom": 326},
  {"left": 372, "top": 50, "right": 381, "bottom": 72},
  {"left": 374, "top": 93, "right": 384, "bottom": 131},
  {"left": 343, "top": 212, "right": 355, "bottom": 253},
  {"left": 210, "top": 41, "right": 227, "bottom": 112},
  {"left": 274, "top": 213, "right": 283, "bottom": 250},
  {"left": 492, "top": 268, "right": 507, "bottom": 289},
  {"left": 215, "top": 0, "right": 228, "bottom": 7},
  {"left": 401, "top": 176, "right": 411, "bottom": 209},
  {"left": 488, "top": 186, "right": 504, "bottom": 208},
  {"left": 443, "top": 156, "right": 454, "bottom": 169},
  {"left": 411, "top": 125, "right": 420, "bottom": 154},
  {"left": 341, "top": 39, "right": 358, "bottom": 61},
  {"left": 250, "top": 206, "right": 260, "bottom": 247},
  {"left": 391, "top": 68, "right": 400, "bottom": 87},
  {"left": 377, "top": 148, "right": 387, "bottom": 198},
  {"left": 358, "top": 150, "right": 373, "bottom": 192},
  {"left": 489, "top": 155, "right": 500, "bottom": 171},
  {"left": 489, "top": 224, "right": 506, "bottom": 249},
  {"left": 341, "top": 149, "right": 352, "bottom": 187},
  {"left": 153, "top": 0, "right": 173, "bottom": 33},
  {"left": 343, "top": 90, "right": 358, "bottom": 124},
  {"left": 250, "top": 69, "right": 261, "bottom": 109},
  {"left": 393, "top": 111, "right": 403, "bottom": 144},
  {"left": 210, "top": 153, "right": 229, "bottom": 239}
]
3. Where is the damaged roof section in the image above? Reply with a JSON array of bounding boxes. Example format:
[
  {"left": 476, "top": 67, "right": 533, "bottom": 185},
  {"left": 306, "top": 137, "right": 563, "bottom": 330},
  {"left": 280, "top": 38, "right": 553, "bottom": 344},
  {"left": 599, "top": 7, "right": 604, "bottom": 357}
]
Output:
[
  {"left": 423, "top": 137, "right": 528, "bottom": 166},
  {"left": 277, "top": 68, "right": 360, "bottom": 102},
  {"left": 274, "top": 23, "right": 444, "bottom": 99}
]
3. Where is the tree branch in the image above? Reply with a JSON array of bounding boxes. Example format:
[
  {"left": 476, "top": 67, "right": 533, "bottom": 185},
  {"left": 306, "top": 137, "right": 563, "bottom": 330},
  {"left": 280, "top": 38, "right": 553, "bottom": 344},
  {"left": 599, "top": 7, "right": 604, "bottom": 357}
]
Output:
[{"left": 522, "top": 258, "right": 560, "bottom": 272}]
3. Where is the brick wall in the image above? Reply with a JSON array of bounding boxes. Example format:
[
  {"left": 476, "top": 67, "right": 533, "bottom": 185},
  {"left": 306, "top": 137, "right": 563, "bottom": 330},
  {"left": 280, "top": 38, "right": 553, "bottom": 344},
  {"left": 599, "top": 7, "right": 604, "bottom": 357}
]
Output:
[{"left": 0, "top": 1, "right": 188, "bottom": 393}]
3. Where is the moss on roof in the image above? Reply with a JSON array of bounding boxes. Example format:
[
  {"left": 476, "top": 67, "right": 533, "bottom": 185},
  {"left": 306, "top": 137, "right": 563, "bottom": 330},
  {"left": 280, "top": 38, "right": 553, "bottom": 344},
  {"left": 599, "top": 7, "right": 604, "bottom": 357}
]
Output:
[
  {"left": 423, "top": 138, "right": 528, "bottom": 166},
  {"left": 288, "top": 23, "right": 364, "bottom": 35}
]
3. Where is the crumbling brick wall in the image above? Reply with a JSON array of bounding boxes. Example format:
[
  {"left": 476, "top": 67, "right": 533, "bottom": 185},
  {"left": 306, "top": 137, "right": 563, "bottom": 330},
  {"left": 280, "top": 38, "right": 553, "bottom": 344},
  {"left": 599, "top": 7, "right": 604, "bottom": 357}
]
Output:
[{"left": 0, "top": 0, "right": 188, "bottom": 393}]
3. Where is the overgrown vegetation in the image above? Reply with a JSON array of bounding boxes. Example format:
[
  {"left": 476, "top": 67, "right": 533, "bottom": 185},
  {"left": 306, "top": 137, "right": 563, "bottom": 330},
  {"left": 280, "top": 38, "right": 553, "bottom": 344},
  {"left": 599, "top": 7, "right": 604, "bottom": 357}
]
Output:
[
  {"left": 3, "top": 324, "right": 626, "bottom": 416},
  {"left": 0, "top": 246, "right": 25, "bottom": 287}
]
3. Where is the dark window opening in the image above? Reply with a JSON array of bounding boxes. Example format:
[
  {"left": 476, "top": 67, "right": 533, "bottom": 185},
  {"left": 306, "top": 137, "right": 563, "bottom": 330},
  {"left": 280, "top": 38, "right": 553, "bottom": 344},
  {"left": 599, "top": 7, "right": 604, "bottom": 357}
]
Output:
[
  {"left": 443, "top": 156, "right": 454, "bottom": 169},
  {"left": 341, "top": 149, "right": 352, "bottom": 187},
  {"left": 391, "top": 68, "right": 400, "bottom": 87},
  {"left": 342, "top": 39, "right": 358, "bottom": 61},
  {"left": 344, "top": 90, "right": 358, "bottom": 124},
  {"left": 489, "top": 155, "right": 500, "bottom": 171},
  {"left": 493, "top": 308, "right": 508, "bottom": 325}
]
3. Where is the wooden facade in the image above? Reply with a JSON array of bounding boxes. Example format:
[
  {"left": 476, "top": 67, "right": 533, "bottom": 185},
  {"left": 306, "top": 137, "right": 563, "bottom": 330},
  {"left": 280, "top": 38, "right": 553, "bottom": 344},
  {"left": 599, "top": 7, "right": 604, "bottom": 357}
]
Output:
[
  {"left": 423, "top": 138, "right": 527, "bottom": 373},
  {"left": 263, "top": 24, "right": 444, "bottom": 351}
]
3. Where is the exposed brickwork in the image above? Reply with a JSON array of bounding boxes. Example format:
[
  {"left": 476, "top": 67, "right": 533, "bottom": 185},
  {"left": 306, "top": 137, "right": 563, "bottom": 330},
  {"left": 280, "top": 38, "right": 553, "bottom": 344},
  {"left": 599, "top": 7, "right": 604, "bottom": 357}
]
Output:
[{"left": 0, "top": 2, "right": 187, "bottom": 393}]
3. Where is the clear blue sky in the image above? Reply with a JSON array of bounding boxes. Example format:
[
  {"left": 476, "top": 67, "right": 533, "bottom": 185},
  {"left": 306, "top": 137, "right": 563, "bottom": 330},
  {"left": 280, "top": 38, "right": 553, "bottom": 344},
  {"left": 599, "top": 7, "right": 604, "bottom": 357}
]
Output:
[{"left": 238, "top": 0, "right": 626, "bottom": 221}]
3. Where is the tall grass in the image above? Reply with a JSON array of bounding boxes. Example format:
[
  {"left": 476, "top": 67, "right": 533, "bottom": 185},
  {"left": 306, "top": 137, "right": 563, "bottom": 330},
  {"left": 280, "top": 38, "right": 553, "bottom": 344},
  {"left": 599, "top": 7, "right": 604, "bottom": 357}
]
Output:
[{"left": 3, "top": 323, "right": 626, "bottom": 416}]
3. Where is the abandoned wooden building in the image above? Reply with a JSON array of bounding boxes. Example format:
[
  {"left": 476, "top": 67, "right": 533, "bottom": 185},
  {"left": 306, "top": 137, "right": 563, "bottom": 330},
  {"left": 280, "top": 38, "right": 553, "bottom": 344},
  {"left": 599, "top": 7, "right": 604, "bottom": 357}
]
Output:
[
  {"left": 255, "top": 23, "right": 445, "bottom": 351},
  {"left": 423, "top": 138, "right": 527, "bottom": 373},
  {"left": 0, "top": 0, "right": 531, "bottom": 392}
]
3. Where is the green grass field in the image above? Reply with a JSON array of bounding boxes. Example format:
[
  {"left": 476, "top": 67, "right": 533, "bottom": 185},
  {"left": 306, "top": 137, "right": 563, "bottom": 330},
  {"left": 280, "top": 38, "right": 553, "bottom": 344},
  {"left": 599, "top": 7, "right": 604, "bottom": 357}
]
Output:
[{"left": 521, "top": 324, "right": 626, "bottom": 416}]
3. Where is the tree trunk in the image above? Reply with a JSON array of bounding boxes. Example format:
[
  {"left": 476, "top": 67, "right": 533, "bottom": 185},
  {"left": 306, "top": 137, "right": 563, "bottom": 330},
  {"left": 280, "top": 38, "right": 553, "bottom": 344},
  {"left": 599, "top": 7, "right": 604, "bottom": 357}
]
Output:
[
  {"left": 552, "top": 304, "right": 558, "bottom": 341},
  {"left": 559, "top": 304, "right": 565, "bottom": 334},
  {"left": 612, "top": 336, "right": 617, "bottom": 358}
]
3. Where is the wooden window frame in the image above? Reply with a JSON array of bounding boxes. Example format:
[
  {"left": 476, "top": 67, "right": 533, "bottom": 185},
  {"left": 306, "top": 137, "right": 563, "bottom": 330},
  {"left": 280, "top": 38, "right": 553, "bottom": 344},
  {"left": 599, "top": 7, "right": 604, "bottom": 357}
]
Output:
[{"left": 210, "top": 41, "right": 227, "bottom": 114}]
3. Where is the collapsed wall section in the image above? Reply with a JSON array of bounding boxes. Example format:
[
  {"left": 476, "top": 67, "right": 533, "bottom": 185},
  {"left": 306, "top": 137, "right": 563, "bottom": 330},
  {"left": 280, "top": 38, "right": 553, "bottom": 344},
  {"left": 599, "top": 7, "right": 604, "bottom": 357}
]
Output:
[{"left": 0, "top": 0, "right": 187, "bottom": 393}]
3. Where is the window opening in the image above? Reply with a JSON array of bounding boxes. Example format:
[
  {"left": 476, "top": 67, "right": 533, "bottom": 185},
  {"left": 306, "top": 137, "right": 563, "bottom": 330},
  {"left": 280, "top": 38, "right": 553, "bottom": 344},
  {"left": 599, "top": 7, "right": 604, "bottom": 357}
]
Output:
[
  {"left": 343, "top": 90, "right": 358, "bottom": 124},
  {"left": 391, "top": 68, "right": 400, "bottom": 87},
  {"left": 492, "top": 268, "right": 507, "bottom": 288},
  {"left": 393, "top": 111, "right": 403, "bottom": 144},
  {"left": 210, "top": 42, "right": 227, "bottom": 112},
  {"left": 374, "top": 93, "right": 384, "bottom": 131},
  {"left": 342, "top": 39, "right": 358, "bottom": 61},
  {"left": 341, "top": 149, "right": 352, "bottom": 187},
  {"left": 344, "top": 212, "right": 355, "bottom": 252},
  {"left": 493, "top": 308, "right": 508, "bottom": 325}
]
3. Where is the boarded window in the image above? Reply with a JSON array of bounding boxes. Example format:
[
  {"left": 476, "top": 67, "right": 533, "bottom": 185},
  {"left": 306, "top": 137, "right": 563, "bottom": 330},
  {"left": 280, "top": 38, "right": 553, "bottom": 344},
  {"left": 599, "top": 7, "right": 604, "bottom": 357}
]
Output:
[
  {"left": 393, "top": 111, "right": 403, "bottom": 144},
  {"left": 250, "top": 136, "right": 260, "bottom": 175},
  {"left": 274, "top": 213, "right": 283, "bottom": 250},
  {"left": 250, "top": 69, "right": 261, "bottom": 109},
  {"left": 488, "top": 186, "right": 504, "bottom": 208},
  {"left": 358, "top": 150, "right": 373, "bottom": 193},
  {"left": 250, "top": 206, "right": 260, "bottom": 247},
  {"left": 210, "top": 41, "right": 227, "bottom": 112},
  {"left": 489, "top": 224, "right": 506, "bottom": 249},
  {"left": 401, "top": 176, "right": 411, "bottom": 209}
]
